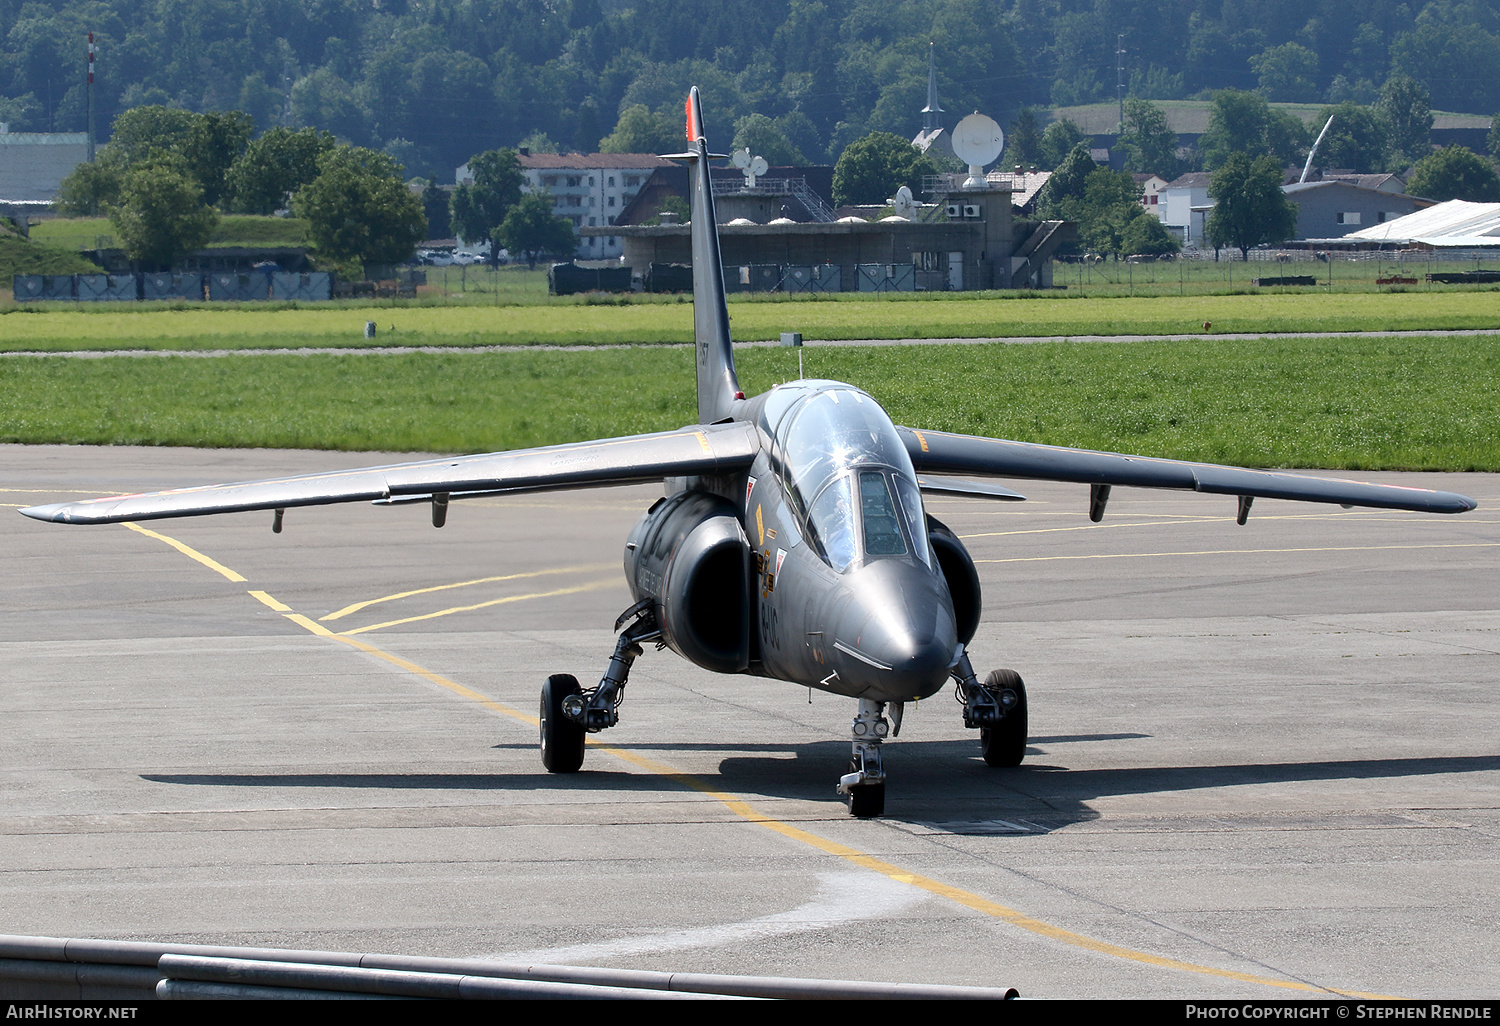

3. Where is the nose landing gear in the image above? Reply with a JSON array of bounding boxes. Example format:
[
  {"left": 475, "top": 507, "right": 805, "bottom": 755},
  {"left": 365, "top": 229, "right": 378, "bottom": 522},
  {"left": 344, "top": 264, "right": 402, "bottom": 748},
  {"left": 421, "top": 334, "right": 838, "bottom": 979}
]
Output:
[{"left": 838, "top": 698, "right": 890, "bottom": 817}]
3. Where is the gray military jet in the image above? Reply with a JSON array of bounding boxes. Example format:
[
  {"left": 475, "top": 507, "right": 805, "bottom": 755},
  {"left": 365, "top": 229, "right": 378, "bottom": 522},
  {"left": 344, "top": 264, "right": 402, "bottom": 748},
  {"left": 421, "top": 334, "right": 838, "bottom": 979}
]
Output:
[{"left": 22, "top": 89, "right": 1477, "bottom": 817}]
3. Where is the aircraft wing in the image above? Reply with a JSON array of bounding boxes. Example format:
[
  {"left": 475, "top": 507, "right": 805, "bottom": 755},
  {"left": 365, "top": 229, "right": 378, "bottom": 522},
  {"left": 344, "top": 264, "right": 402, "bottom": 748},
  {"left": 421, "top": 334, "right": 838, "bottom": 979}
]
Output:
[
  {"left": 20, "top": 423, "right": 761, "bottom": 525},
  {"left": 898, "top": 427, "right": 1477, "bottom": 515}
]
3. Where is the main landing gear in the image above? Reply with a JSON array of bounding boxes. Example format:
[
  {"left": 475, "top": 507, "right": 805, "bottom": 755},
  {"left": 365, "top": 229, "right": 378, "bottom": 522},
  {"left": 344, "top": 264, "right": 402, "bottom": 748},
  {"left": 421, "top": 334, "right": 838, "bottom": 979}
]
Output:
[
  {"left": 538, "top": 599, "right": 661, "bottom": 774},
  {"left": 951, "top": 647, "right": 1028, "bottom": 768}
]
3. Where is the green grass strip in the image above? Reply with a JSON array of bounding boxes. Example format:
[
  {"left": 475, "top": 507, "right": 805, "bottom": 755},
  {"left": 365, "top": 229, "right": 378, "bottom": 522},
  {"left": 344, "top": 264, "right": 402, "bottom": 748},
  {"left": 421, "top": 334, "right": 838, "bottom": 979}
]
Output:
[
  {"left": 1, "top": 336, "right": 1496, "bottom": 471},
  {"left": 4, "top": 290, "right": 1500, "bottom": 353}
]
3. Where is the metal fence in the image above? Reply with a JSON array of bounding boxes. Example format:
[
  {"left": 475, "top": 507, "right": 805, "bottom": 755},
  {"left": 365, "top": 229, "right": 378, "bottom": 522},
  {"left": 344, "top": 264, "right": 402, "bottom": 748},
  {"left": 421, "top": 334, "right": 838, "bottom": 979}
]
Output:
[{"left": 13, "top": 272, "right": 336, "bottom": 303}]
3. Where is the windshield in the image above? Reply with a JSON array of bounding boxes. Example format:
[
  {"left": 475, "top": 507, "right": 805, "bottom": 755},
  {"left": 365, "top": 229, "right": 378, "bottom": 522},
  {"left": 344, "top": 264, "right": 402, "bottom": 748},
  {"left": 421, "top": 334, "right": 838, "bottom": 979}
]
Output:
[{"left": 778, "top": 387, "right": 930, "bottom": 571}]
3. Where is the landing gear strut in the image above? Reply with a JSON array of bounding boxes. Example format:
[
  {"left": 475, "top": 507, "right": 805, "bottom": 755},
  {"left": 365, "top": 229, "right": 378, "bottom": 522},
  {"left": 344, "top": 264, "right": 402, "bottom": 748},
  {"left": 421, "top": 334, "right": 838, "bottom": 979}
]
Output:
[
  {"left": 838, "top": 698, "right": 890, "bottom": 817},
  {"left": 952, "top": 647, "right": 1027, "bottom": 767},
  {"left": 538, "top": 599, "right": 661, "bottom": 774}
]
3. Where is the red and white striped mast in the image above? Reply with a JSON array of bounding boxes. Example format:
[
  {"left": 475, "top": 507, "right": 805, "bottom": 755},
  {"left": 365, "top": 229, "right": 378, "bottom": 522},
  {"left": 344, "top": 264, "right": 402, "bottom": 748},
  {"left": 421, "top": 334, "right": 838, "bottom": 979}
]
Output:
[{"left": 86, "top": 31, "right": 95, "bottom": 163}]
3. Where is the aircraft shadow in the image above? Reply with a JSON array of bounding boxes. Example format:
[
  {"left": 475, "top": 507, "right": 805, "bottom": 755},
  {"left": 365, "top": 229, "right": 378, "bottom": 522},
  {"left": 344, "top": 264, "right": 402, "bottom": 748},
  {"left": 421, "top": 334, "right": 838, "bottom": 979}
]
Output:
[{"left": 143, "top": 749, "right": 1499, "bottom": 830}]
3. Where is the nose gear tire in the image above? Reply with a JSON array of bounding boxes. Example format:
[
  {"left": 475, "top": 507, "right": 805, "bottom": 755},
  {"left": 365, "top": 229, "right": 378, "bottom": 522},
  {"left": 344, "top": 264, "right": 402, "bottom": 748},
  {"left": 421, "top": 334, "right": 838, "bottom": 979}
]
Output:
[{"left": 847, "top": 782, "right": 885, "bottom": 818}]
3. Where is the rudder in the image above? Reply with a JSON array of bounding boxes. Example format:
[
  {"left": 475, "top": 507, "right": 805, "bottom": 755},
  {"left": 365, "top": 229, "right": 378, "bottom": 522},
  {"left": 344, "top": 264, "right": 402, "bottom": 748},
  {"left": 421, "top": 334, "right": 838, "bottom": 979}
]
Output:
[{"left": 680, "top": 87, "right": 741, "bottom": 424}]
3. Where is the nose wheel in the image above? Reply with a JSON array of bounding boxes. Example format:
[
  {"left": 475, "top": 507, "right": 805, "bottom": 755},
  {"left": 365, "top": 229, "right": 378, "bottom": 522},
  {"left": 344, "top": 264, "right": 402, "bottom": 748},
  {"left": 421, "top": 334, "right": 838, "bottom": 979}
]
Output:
[{"left": 838, "top": 699, "right": 889, "bottom": 817}]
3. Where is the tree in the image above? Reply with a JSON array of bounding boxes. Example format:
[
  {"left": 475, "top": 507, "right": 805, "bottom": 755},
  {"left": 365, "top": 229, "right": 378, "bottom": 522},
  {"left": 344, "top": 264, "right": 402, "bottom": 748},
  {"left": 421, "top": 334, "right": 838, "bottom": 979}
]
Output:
[
  {"left": 730, "top": 114, "right": 805, "bottom": 166},
  {"left": 1490, "top": 112, "right": 1500, "bottom": 161},
  {"left": 1378, "top": 75, "right": 1433, "bottom": 169},
  {"left": 1206, "top": 153, "right": 1298, "bottom": 259},
  {"left": 1200, "top": 89, "right": 1308, "bottom": 170},
  {"left": 450, "top": 149, "right": 524, "bottom": 263},
  {"left": 55, "top": 157, "right": 125, "bottom": 217},
  {"left": 178, "top": 111, "right": 255, "bottom": 208},
  {"left": 1040, "top": 157, "right": 1177, "bottom": 258},
  {"left": 110, "top": 162, "right": 218, "bottom": 269},
  {"left": 292, "top": 146, "right": 426, "bottom": 269},
  {"left": 107, "top": 106, "right": 198, "bottom": 165},
  {"left": 599, "top": 104, "right": 681, "bottom": 154},
  {"left": 1037, "top": 143, "right": 1097, "bottom": 214},
  {"left": 1406, "top": 147, "right": 1500, "bottom": 203},
  {"left": 1249, "top": 43, "right": 1319, "bottom": 102},
  {"left": 831, "top": 133, "right": 936, "bottom": 207},
  {"left": 226, "top": 127, "right": 336, "bottom": 215},
  {"left": 1121, "top": 212, "right": 1180, "bottom": 256},
  {"left": 497, "top": 192, "right": 577, "bottom": 269},
  {"left": 1118, "top": 99, "right": 1180, "bottom": 179},
  {"left": 1006, "top": 107, "right": 1043, "bottom": 170},
  {"left": 1312, "top": 103, "right": 1388, "bottom": 175},
  {"left": 1038, "top": 118, "right": 1085, "bottom": 170}
]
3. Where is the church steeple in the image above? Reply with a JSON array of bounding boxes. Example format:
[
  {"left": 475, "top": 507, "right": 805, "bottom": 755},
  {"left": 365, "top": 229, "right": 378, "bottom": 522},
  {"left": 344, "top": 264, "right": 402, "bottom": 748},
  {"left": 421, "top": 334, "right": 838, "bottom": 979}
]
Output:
[{"left": 921, "top": 42, "right": 944, "bottom": 133}]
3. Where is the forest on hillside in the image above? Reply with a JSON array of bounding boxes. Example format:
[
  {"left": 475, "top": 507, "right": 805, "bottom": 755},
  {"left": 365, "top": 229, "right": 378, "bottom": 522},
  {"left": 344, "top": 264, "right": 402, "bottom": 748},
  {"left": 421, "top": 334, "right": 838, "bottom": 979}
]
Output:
[{"left": 2, "top": 0, "right": 1498, "bottom": 179}]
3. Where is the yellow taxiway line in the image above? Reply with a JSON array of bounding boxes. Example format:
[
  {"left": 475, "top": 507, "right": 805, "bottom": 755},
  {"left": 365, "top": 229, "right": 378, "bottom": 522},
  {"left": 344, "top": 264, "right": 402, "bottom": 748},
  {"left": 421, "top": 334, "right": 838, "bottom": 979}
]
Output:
[
  {"left": 321, "top": 564, "right": 614, "bottom": 622},
  {"left": 118, "top": 520, "right": 1396, "bottom": 999}
]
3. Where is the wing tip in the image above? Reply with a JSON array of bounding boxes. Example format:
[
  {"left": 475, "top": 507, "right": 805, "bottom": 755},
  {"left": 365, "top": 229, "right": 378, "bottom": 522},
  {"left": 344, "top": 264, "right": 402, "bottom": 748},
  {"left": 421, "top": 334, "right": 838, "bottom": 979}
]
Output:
[{"left": 18, "top": 503, "right": 64, "bottom": 522}]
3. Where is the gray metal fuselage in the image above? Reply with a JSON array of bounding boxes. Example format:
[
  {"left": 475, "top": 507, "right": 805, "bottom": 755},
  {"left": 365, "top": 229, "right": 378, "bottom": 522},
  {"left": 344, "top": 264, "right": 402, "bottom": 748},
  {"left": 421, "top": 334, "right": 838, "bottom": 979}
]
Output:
[{"left": 671, "top": 379, "right": 958, "bottom": 704}]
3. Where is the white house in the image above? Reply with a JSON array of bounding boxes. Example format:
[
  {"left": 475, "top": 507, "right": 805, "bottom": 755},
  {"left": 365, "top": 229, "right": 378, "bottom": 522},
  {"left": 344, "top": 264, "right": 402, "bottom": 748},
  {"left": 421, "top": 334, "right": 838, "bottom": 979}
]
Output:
[
  {"left": 1159, "top": 171, "right": 1212, "bottom": 244},
  {"left": 457, "top": 152, "right": 674, "bottom": 259}
]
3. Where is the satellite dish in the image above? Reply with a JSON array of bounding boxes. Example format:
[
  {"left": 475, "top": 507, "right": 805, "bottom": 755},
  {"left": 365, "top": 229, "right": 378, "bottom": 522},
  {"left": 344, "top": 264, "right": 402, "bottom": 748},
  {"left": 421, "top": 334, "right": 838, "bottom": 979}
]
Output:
[
  {"left": 952, "top": 113, "right": 1004, "bottom": 187},
  {"left": 736, "top": 152, "right": 767, "bottom": 188},
  {"left": 892, "top": 185, "right": 916, "bottom": 217}
]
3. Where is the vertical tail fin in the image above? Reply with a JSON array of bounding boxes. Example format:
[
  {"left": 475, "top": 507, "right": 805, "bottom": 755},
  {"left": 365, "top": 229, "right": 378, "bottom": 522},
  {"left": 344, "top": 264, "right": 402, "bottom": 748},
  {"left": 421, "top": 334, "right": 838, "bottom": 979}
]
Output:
[{"left": 681, "top": 87, "right": 741, "bottom": 423}]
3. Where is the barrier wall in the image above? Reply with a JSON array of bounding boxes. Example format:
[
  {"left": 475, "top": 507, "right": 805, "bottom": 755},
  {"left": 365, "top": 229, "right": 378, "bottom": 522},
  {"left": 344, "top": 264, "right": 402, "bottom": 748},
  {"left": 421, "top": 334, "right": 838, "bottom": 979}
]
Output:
[
  {"left": 14, "top": 272, "right": 338, "bottom": 302},
  {"left": 270, "top": 272, "right": 332, "bottom": 300},
  {"left": 75, "top": 274, "right": 139, "bottom": 301},
  {"left": 141, "top": 272, "right": 205, "bottom": 301}
]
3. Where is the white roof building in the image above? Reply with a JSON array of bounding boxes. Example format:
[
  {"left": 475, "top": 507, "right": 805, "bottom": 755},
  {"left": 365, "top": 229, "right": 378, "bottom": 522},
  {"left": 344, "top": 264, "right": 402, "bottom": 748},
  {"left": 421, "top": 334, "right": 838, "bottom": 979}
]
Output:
[{"left": 1340, "top": 199, "right": 1500, "bottom": 248}]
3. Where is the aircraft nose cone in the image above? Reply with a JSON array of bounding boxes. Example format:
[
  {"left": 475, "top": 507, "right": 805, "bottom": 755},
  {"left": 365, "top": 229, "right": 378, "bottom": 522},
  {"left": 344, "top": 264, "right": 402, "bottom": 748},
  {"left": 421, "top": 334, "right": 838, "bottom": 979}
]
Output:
[{"left": 833, "top": 560, "right": 957, "bottom": 700}]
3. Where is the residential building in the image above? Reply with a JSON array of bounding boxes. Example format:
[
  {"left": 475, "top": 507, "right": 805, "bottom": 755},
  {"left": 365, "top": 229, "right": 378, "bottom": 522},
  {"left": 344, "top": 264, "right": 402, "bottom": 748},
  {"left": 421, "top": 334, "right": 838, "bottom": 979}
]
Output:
[
  {"left": 1132, "top": 173, "right": 1169, "bottom": 219},
  {"left": 456, "top": 152, "right": 674, "bottom": 259},
  {"left": 1160, "top": 171, "right": 1212, "bottom": 244}
]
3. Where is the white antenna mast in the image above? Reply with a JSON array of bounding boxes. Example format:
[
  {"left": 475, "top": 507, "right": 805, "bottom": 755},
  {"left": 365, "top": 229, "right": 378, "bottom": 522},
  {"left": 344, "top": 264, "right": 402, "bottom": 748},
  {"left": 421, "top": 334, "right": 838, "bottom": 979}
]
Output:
[{"left": 1301, "top": 115, "right": 1336, "bottom": 184}]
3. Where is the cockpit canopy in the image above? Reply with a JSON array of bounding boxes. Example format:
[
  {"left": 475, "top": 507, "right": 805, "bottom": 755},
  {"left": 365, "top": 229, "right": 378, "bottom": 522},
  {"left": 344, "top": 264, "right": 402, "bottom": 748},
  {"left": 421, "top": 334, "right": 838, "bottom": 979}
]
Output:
[{"left": 765, "top": 383, "right": 930, "bottom": 573}]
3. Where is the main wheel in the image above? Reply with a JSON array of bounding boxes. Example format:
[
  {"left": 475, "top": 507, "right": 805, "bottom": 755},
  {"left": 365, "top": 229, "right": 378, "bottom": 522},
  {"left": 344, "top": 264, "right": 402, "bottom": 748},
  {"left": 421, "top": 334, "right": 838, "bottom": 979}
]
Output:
[
  {"left": 540, "top": 674, "right": 586, "bottom": 773},
  {"left": 979, "top": 669, "right": 1027, "bottom": 768},
  {"left": 848, "top": 783, "right": 885, "bottom": 818}
]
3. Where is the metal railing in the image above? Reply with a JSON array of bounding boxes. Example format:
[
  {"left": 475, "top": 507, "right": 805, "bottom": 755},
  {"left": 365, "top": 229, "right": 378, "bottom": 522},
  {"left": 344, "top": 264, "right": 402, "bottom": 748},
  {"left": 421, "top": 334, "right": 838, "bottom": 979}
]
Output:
[
  {"left": 711, "top": 177, "right": 836, "bottom": 222},
  {"left": 0, "top": 933, "right": 1020, "bottom": 1001}
]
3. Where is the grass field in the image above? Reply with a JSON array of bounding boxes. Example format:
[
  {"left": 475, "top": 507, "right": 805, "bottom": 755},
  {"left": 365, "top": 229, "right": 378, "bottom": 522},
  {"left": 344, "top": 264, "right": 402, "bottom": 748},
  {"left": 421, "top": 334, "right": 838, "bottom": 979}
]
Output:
[
  {"left": 0, "top": 234, "right": 101, "bottom": 277},
  {"left": 2, "top": 336, "right": 1495, "bottom": 470},
  {"left": 3, "top": 289, "right": 1500, "bottom": 352},
  {"left": 30, "top": 215, "right": 310, "bottom": 251}
]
